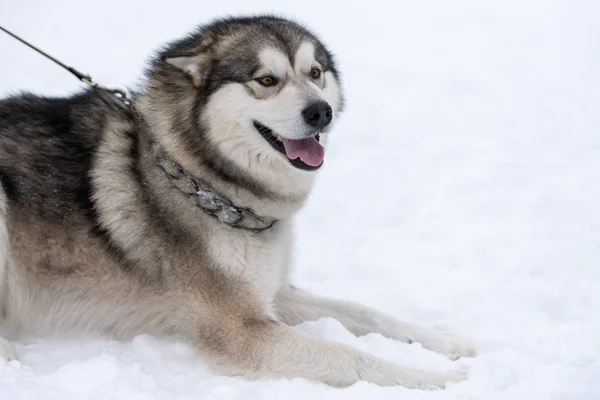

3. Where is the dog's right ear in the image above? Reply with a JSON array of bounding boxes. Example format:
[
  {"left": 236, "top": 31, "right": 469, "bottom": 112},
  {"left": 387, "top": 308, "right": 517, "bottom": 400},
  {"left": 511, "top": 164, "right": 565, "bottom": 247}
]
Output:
[
  {"left": 162, "top": 54, "right": 210, "bottom": 88},
  {"left": 162, "top": 34, "right": 215, "bottom": 88}
]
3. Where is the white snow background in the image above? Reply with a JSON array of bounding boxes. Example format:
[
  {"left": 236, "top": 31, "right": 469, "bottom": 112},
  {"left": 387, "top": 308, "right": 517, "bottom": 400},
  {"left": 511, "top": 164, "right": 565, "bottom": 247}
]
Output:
[{"left": 1, "top": 0, "right": 599, "bottom": 399}]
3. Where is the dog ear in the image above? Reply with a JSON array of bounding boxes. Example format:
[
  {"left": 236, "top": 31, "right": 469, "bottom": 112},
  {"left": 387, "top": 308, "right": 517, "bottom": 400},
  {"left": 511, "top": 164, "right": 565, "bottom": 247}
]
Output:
[
  {"left": 162, "top": 54, "right": 211, "bottom": 87},
  {"left": 162, "top": 34, "right": 215, "bottom": 88}
]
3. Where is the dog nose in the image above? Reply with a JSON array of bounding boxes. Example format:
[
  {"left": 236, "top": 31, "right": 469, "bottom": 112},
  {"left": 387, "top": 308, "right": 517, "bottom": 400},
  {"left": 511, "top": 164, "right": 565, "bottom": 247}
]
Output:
[{"left": 302, "top": 101, "right": 333, "bottom": 130}]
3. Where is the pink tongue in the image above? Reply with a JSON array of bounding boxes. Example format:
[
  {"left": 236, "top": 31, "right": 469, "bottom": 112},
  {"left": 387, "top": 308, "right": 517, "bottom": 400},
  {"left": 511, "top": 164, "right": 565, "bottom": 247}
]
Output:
[{"left": 281, "top": 137, "right": 325, "bottom": 167}]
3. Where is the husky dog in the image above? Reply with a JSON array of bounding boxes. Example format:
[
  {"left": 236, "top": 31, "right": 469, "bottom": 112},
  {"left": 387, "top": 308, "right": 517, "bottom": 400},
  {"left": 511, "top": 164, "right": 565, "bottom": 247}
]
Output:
[{"left": 0, "top": 16, "right": 475, "bottom": 388}]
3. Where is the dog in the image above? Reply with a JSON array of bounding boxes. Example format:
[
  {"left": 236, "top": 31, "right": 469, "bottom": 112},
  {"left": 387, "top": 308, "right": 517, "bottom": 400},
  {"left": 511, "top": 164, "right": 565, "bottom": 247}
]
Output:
[{"left": 0, "top": 15, "right": 475, "bottom": 389}]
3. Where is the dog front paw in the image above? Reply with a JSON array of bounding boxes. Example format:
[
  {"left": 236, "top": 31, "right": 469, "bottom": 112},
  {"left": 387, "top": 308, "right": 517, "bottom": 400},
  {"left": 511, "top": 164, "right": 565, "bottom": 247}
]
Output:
[
  {"left": 387, "top": 367, "right": 467, "bottom": 390},
  {"left": 421, "top": 332, "right": 476, "bottom": 360},
  {"left": 359, "top": 357, "right": 468, "bottom": 389},
  {"left": 415, "top": 368, "right": 467, "bottom": 390}
]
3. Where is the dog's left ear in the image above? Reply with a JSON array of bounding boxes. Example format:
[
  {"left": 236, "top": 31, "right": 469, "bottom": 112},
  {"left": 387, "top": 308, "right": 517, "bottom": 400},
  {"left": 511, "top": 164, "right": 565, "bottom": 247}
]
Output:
[{"left": 162, "top": 34, "right": 215, "bottom": 88}]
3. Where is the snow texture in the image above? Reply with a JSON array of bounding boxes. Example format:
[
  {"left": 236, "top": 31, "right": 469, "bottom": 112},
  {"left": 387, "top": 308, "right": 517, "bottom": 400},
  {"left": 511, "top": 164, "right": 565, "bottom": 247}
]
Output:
[{"left": 1, "top": 0, "right": 599, "bottom": 398}]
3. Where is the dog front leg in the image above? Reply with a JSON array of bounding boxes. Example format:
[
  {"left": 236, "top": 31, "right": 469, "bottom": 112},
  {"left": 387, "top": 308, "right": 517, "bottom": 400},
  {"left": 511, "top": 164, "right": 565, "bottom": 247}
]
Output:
[
  {"left": 275, "top": 286, "right": 476, "bottom": 360},
  {"left": 196, "top": 317, "right": 464, "bottom": 389}
]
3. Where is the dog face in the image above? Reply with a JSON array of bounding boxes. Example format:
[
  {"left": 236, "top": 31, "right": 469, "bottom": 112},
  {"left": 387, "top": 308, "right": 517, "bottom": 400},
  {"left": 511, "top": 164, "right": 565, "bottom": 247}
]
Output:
[{"left": 160, "top": 17, "right": 343, "bottom": 178}]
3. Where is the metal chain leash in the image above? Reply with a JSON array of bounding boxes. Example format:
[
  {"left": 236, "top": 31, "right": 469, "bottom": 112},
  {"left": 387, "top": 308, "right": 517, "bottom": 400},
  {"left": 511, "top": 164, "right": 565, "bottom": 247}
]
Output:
[{"left": 0, "top": 25, "right": 131, "bottom": 107}]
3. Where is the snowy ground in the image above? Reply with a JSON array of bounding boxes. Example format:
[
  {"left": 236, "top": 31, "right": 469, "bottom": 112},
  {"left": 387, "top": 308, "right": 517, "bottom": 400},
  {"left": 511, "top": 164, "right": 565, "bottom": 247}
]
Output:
[{"left": 1, "top": 0, "right": 599, "bottom": 399}]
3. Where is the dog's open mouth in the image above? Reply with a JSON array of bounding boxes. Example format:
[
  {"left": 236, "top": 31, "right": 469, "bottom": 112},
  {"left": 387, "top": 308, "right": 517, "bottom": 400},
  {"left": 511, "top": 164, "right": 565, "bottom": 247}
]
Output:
[{"left": 253, "top": 121, "right": 324, "bottom": 171}]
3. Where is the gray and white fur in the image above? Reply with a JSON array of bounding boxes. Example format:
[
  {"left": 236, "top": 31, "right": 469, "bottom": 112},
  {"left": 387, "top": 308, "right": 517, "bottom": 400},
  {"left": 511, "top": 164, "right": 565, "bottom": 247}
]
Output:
[{"left": 0, "top": 16, "right": 475, "bottom": 388}]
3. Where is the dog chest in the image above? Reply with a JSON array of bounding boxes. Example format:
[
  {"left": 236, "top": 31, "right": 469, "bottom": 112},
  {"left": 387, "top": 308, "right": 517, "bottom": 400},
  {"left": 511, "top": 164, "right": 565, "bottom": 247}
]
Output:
[{"left": 204, "top": 220, "right": 293, "bottom": 299}]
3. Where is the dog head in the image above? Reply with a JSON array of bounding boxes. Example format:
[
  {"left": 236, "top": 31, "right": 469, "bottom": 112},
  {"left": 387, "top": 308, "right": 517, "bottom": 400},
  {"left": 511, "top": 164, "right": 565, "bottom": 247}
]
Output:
[{"left": 142, "top": 16, "right": 343, "bottom": 196}]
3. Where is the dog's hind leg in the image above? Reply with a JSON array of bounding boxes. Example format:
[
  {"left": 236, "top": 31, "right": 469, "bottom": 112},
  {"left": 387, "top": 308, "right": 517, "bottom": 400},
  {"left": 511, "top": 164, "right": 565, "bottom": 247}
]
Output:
[
  {"left": 0, "top": 185, "right": 16, "bottom": 361},
  {"left": 275, "top": 286, "right": 476, "bottom": 360}
]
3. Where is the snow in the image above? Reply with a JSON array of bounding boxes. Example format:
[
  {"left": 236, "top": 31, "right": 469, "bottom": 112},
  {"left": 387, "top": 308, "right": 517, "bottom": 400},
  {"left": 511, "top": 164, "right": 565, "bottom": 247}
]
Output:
[{"left": 1, "top": 0, "right": 599, "bottom": 398}]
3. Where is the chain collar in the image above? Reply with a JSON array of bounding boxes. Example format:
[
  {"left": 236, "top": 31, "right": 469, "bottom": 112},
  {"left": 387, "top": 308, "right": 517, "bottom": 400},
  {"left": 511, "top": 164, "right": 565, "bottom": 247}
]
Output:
[{"left": 152, "top": 145, "right": 277, "bottom": 232}]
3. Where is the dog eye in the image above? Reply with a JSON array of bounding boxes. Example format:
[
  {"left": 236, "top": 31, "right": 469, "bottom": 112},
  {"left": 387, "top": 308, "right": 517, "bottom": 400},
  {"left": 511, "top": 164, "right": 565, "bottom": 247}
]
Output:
[
  {"left": 256, "top": 75, "right": 278, "bottom": 87},
  {"left": 309, "top": 67, "right": 321, "bottom": 80}
]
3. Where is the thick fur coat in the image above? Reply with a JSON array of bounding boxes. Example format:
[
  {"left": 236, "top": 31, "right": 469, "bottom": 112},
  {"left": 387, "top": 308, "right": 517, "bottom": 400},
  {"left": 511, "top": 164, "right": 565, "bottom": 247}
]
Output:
[{"left": 0, "top": 16, "right": 475, "bottom": 388}]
